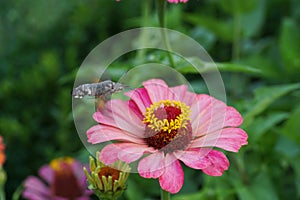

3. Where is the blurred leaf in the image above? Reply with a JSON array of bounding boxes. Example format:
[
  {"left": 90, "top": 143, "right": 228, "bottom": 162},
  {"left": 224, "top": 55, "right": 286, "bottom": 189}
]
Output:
[
  {"left": 175, "top": 57, "right": 262, "bottom": 75},
  {"left": 172, "top": 188, "right": 210, "bottom": 200},
  {"left": 190, "top": 27, "right": 217, "bottom": 50},
  {"left": 125, "top": 178, "right": 145, "bottom": 200},
  {"left": 247, "top": 112, "right": 289, "bottom": 142},
  {"left": 184, "top": 14, "right": 233, "bottom": 42},
  {"left": 186, "top": 0, "right": 265, "bottom": 41},
  {"left": 214, "top": 62, "right": 261, "bottom": 74},
  {"left": 240, "top": 53, "right": 281, "bottom": 80},
  {"left": 275, "top": 134, "right": 300, "bottom": 158},
  {"left": 240, "top": 0, "right": 266, "bottom": 37},
  {"left": 289, "top": 155, "right": 300, "bottom": 198},
  {"left": 235, "top": 171, "right": 278, "bottom": 200},
  {"left": 279, "top": 18, "right": 300, "bottom": 72},
  {"left": 281, "top": 105, "right": 300, "bottom": 145},
  {"left": 218, "top": 0, "right": 257, "bottom": 14},
  {"left": 125, "top": 175, "right": 159, "bottom": 200},
  {"left": 243, "top": 83, "right": 300, "bottom": 128}
]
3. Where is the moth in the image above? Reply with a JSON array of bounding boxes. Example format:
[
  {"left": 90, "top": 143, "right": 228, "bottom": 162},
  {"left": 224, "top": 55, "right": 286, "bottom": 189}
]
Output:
[{"left": 71, "top": 80, "right": 126, "bottom": 100}]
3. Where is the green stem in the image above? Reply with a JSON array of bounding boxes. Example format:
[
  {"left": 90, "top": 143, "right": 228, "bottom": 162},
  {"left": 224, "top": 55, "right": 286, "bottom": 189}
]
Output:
[
  {"left": 136, "top": 0, "right": 151, "bottom": 63},
  {"left": 157, "top": 0, "right": 175, "bottom": 67},
  {"left": 0, "top": 186, "right": 5, "bottom": 200},
  {"left": 161, "top": 188, "right": 171, "bottom": 200},
  {"left": 0, "top": 167, "right": 6, "bottom": 200},
  {"left": 12, "top": 184, "right": 23, "bottom": 200},
  {"left": 232, "top": 3, "right": 241, "bottom": 61}
]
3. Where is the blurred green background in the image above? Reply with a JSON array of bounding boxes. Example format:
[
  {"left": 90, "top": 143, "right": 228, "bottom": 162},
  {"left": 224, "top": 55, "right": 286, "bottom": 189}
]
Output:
[{"left": 1, "top": 0, "right": 300, "bottom": 199}]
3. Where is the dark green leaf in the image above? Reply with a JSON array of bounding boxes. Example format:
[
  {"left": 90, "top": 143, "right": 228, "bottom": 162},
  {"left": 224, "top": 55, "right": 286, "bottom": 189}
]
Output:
[
  {"left": 243, "top": 83, "right": 300, "bottom": 128},
  {"left": 184, "top": 14, "right": 233, "bottom": 42},
  {"left": 279, "top": 18, "right": 300, "bottom": 72},
  {"left": 247, "top": 112, "right": 289, "bottom": 142},
  {"left": 275, "top": 134, "right": 300, "bottom": 157},
  {"left": 240, "top": 0, "right": 266, "bottom": 37},
  {"left": 175, "top": 57, "right": 262, "bottom": 75},
  {"left": 281, "top": 105, "right": 300, "bottom": 145},
  {"left": 235, "top": 171, "right": 278, "bottom": 200}
]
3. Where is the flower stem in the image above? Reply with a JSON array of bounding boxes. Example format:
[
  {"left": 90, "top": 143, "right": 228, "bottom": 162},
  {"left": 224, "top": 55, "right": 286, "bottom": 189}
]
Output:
[
  {"left": 0, "top": 186, "right": 5, "bottom": 200},
  {"left": 136, "top": 0, "right": 151, "bottom": 63},
  {"left": 232, "top": 2, "right": 241, "bottom": 61},
  {"left": 157, "top": 0, "right": 175, "bottom": 67},
  {"left": 161, "top": 188, "right": 171, "bottom": 200},
  {"left": 12, "top": 183, "right": 23, "bottom": 200},
  {"left": 0, "top": 167, "right": 6, "bottom": 200}
]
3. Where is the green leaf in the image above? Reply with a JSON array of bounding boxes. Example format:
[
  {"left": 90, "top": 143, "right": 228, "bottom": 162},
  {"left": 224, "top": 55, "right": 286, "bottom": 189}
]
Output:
[
  {"left": 247, "top": 112, "right": 289, "bottom": 142},
  {"left": 281, "top": 105, "right": 300, "bottom": 145},
  {"left": 289, "top": 155, "right": 300, "bottom": 198},
  {"left": 218, "top": 0, "right": 257, "bottom": 14},
  {"left": 240, "top": 0, "right": 266, "bottom": 37},
  {"left": 242, "top": 83, "right": 300, "bottom": 128},
  {"left": 275, "top": 134, "right": 300, "bottom": 158},
  {"left": 235, "top": 171, "right": 278, "bottom": 200},
  {"left": 125, "top": 178, "right": 145, "bottom": 200},
  {"left": 279, "top": 18, "right": 300, "bottom": 72},
  {"left": 175, "top": 57, "right": 262, "bottom": 75},
  {"left": 172, "top": 189, "right": 209, "bottom": 200},
  {"left": 184, "top": 14, "right": 233, "bottom": 42}
]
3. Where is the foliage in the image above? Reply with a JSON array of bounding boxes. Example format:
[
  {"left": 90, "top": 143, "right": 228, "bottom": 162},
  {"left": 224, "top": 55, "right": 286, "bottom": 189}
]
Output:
[{"left": 0, "top": 0, "right": 299, "bottom": 199}]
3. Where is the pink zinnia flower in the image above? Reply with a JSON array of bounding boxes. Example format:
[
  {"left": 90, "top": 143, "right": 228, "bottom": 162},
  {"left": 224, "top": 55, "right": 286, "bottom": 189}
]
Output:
[
  {"left": 116, "top": 0, "right": 188, "bottom": 3},
  {"left": 87, "top": 79, "right": 248, "bottom": 194},
  {"left": 22, "top": 157, "right": 92, "bottom": 200},
  {"left": 167, "top": 0, "right": 188, "bottom": 3}
]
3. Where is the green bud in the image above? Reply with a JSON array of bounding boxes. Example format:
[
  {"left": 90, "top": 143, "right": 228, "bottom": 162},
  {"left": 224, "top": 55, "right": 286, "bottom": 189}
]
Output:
[{"left": 84, "top": 152, "right": 130, "bottom": 200}]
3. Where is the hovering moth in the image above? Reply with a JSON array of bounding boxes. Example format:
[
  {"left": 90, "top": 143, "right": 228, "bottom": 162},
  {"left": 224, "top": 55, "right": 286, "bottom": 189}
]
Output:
[{"left": 71, "top": 80, "right": 126, "bottom": 100}]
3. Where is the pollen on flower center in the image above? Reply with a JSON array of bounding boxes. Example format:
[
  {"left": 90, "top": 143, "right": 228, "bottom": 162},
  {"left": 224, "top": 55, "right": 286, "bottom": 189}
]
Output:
[
  {"left": 143, "top": 100, "right": 190, "bottom": 132},
  {"left": 143, "top": 100, "right": 192, "bottom": 152}
]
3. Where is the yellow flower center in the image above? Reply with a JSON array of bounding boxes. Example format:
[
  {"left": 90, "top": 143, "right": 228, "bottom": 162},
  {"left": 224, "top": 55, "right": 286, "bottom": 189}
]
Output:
[
  {"left": 50, "top": 157, "right": 74, "bottom": 171},
  {"left": 143, "top": 100, "right": 190, "bottom": 132},
  {"left": 143, "top": 100, "right": 192, "bottom": 153}
]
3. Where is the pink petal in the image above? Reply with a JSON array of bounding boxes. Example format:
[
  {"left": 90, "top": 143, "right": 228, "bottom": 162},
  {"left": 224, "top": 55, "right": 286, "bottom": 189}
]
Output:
[
  {"left": 99, "top": 143, "right": 153, "bottom": 165},
  {"left": 38, "top": 165, "right": 53, "bottom": 184},
  {"left": 190, "top": 128, "right": 248, "bottom": 152},
  {"left": 138, "top": 151, "right": 165, "bottom": 178},
  {"left": 125, "top": 88, "right": 152, "bottom": 114},
  {"left": 94, "top": 99, "right": 144, "bottom": 137},
  {"left": 201, "top": 150, "right": 229, "bottom": 176},
  {"left": 169, "top": 85, "right": 187, "bottom": 100},
  {"left": 143, "top": 79, "right": 171, "bottom": 102},
  {"left": 168, "top": 0, "right": 188, "bottom": 3},
  {"left": 174, "top": 148, "right": 211, "bottom": 169},
  {"left": 22, "top": 189, "right": 49, "bottom": 200},
  {"left": 170, "top": 85, "right": 198, "bottom": 107},
  {"left": 191, "top": 95, "right": 243, "bottom": 136},
  {"left": 70, "top": 161, "right": 88, "bottom": 188},
  {"left": 87, "top": 125, "right": 144, "bottom": 144},
  {"left": 23, "top": 176, "right": 51, "bottom": 197},
  {"left": 128, "top": 100, "right": 144, "bottom": 119},
  {"left": 52, "top": 197, "right": 67, "bottom": 200},
  {"left": 159, "top": 154, "right": 184, "bottom": 194},
  {"left": 99, "top": 143, "right": 120, "bottom": 165},
  {"left": 118, "top": 143, "right": 156, "bottom": 163}
]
